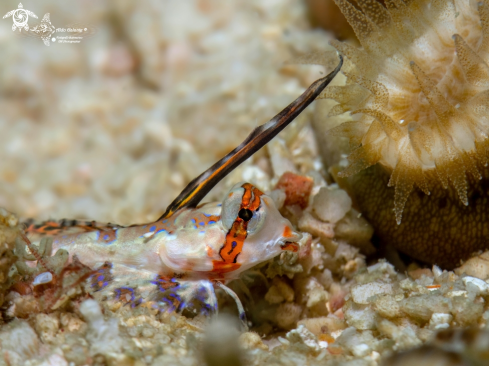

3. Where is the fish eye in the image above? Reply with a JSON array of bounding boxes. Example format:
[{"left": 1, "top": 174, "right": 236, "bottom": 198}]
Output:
[
  {"left": 238, "top": 208, "right": 253, "bottom": 221},
  {"left": 246, "top": 207, "right": 265, "bottom": 234},
  {"left": 221, "top": 183, "right": 267, "bottom": 233}
]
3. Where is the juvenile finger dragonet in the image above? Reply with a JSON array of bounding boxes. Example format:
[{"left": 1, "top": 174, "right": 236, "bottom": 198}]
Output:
[{"left": 21, "top": 57, "right": 343, "bottom": 324}]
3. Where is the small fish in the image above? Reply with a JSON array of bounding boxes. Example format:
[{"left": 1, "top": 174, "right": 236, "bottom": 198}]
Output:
[
  {"left": 28, "top": 183, "right": 300, "bottom": 320},
  {"left": 23, "top": 57, "right": 343, "bottom": 324}
]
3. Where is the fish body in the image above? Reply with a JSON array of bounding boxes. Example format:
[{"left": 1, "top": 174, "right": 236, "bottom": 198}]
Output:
[
  {"left": 18, "top": 64, "right": 344, "bottom": 318},
  {"left": 26, "top": 183, "right": 300, "bottom": 314},
  {"left": 48, "top": 202, "right": 224, "bottom": 278}
]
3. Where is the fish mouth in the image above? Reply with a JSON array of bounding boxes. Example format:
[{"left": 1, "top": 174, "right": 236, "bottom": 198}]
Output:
[
  {"left": 280, "top": 242, "right": 299, "bottom": 252},
  {"left": 279, "top": 230, "right": 302, "bottom": 252}
]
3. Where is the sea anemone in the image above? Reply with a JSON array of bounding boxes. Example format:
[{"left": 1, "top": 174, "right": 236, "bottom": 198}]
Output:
[{"left": 320, "top": 0, "right": 489, "bottom": 267}]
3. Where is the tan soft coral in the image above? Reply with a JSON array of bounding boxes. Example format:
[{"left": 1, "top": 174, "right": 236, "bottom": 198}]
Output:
[{"left": 324, "top": 0, "right": 489, "bottom": 224}]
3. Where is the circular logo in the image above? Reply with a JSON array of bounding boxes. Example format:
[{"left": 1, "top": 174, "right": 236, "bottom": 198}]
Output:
[{"left": 12, "top": 8, "right": 28, "bottom": 28}]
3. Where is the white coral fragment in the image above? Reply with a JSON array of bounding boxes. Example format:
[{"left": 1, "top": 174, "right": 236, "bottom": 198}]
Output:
[
  {"left": 312, "top": 186, "right": 352, "bottom": 224},
  {"left": 79, "top": 299, "right": 123, "bottom": 356},
  {"left": 285, "top": 324, "right": 320, "bottom": 352},
  {"left": 0, "top": 321, "right": 40, "bottom": 362},
  {"left": 462, "top": 276, "right": 489, "bottom": 295},
  {"left": 351, "top": 282, "right": 393, "bottom": 305},
  {"left": 429, "top": 313, "right": 453, "bottom": 330}
]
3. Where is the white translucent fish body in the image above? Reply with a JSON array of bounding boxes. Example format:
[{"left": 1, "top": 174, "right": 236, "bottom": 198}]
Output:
[{"left": 28, "top": 183, "right": 301, "bottom": 314}]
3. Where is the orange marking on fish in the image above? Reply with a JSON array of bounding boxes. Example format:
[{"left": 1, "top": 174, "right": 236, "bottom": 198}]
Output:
[
  {"left": 206, "top": 245, "right": 214, "bottom": 257},
  {"left": 241, "top": 184, "right": 253, "bottom": 206},
  {"left": 241, "top": 183, "right": 262, "bottom": 211},
  {"left": 219, "top": 220, "right": 247, "bottom": 263},
  {"left": 280, "top": 242, "right": 299, "bottom": 252},
  {"left": 211, "top": 260, "right": 241, "bottom": 273},
  {"left": 282, "top": 226, "right": 294, "bottom": 238},
  {"left": 26, "top": 220, "right": 63, "bottom": 235},
  {"left": 25, "top": 220, "right": 103, "bottom": 237},
  {"left": 281, "top": 227, "right": 298, "bottom": 251},
  {"left": 215, "top": 184, "right": 264, "bottom": 268},
  {"left": 101, "top": 229, "right": 117, "bottom": 243}
]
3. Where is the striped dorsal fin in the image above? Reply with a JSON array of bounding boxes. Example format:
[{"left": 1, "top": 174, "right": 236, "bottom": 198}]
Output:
[{"left": 23, "top": 218, "right": 125, "bottom": 240}]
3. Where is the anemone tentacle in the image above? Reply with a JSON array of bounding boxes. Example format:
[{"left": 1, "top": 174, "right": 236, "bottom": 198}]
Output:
[{"left": 323, "top": 0, "right": 489, "bottom": 223}]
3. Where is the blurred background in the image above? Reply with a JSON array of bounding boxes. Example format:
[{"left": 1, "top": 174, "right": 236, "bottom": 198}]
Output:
[{"left": 0, "top": 0, "right": 350, "bottom": 224}]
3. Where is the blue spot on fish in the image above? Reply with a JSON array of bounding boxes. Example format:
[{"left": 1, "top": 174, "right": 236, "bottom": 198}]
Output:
[
  {"left": 156, "top": 229, "right": 167, "bottom": 234},
  {"left": 217, "top": 204, "right": 222, "bottom": 207},
  {"left": 104, "top": 235, "right": 109, "bottom": 240},
  {"left": 162, "top": 219, "right": 168, "bottom": 223},
  {"left": 199, "top": 222, "right": 205, "bottom": 226},
  {"left": 191, "top": 219, "right": 196, "bottom": 224},
  {"left": 115, "top": 286, "right": 136, "bottom": 302},
  {"left": 232, "top": 241, "right": 237, "bottom": 248},
  {"left": 208, "top": 220, "right": 216, "bottom": 225},
  {"left": 97, "top": 275, "right": 104, "bottom": 281},
  {"left": 161, "top": 297, "right": 175, "bottom": 309},
  {"left": 150, "top": 225, "right": 156, "bottom": 231}
]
